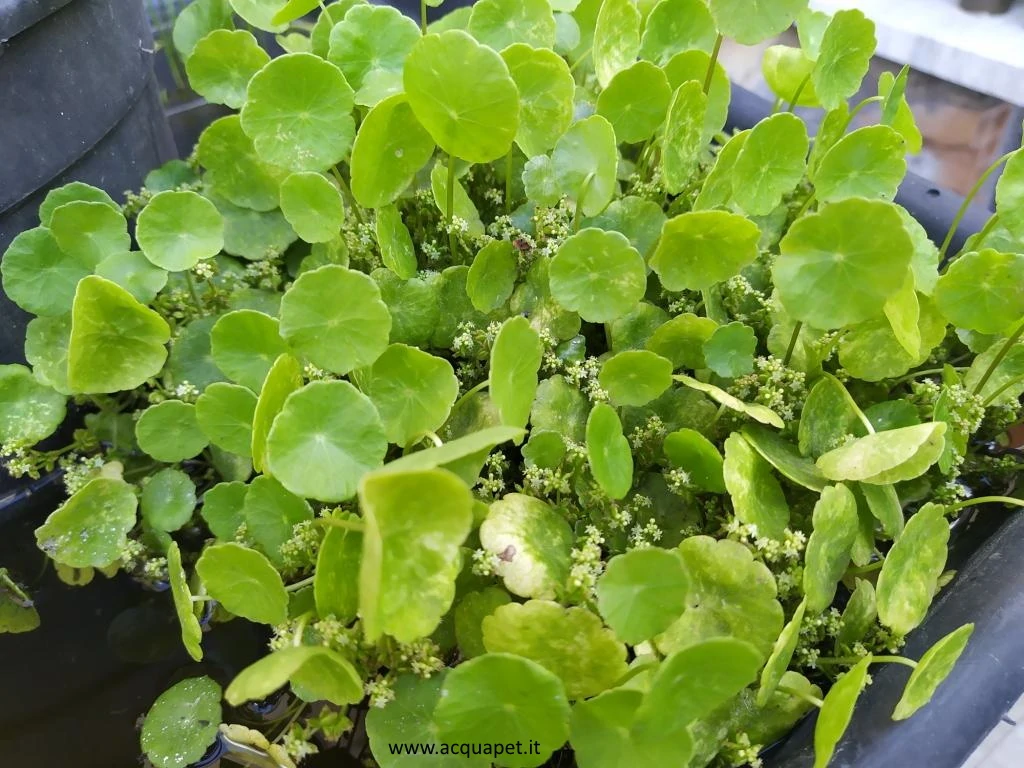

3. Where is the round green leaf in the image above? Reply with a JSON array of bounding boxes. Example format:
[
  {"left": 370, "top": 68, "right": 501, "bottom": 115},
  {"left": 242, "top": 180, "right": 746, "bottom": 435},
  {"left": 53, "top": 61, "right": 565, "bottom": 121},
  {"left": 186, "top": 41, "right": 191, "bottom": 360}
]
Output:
[
  {"left": 651, "top": 210, "right": 760, "bottom": 292},
  {"left": 351, "top": 95, "right": 436, "bottom": 208},
  {"left": 242, "top": 475, "right": 313, "bottom": 565},
  {"left": 724, "top": 432, "right": 790, "bottom": 542},
  {"left": 596, "top": 547, "right": 689, "bottom": 645},
  {"left": 141, "top": 677, "right": 222, "bottom": 768},
  {"left": 799, "top": 373, "right": 862, "bottom": 458},
  {"left": 893, "top": 623, "right": 973, "bottom": 720},
  {"left": 1, "top": 228, "right": 91, "bottom": 316},
  {"left": 137, "top": 191, "right": 224, "bottom": 271},
  {"left": 583, "top": 196, "right": 667, "bottom": 261},
  {"left": 25, "top": 315, "right": 71, "bottom": 395},
  {"left": 404, "top": 30, "right": 519, "bottom": 163},
  {"left": 571, "top": 688, "right": 686, "bottom": 768},
  {"left": 141, "top": 469, "right": 197, "bottom": 532},
  {"left": 467, "top": 239, "right": 517, "bottom": 312},
  {"left": 186, "top": 29, "right": 269, "bottom": 109},
  {"left": 663, "top": 50, "right": 731, "bottom": 141},
  {"left": 501, "top": 44, "right": 575, "bottom": 158},
  {"left": 434, "top": 653, "right": 571, "bottom": 768},
  {"left": 455, "top": 588, "right": 512, "bottom": 659},
  {"left": 469, "top": 0, "right": 556, "bottom": 50},
  {"left": 552, "top": 114, "right": 619, "bottom": 217},
  {"left": 328, "top": 4, "right": 419, "bottom": 94},
  {"left": 66, "top": 276, "right": 170, "bottom": 394},
  {"left": 241, "top": 53, "right": 355, "bottom": 171},
  {"left": 479, "top": 493, "right": 573, "bottom": 600},
  {"left": 483, "top": 600, "right": 627, "bottom": 699},
  {"left": 279, "top": 172, "right": 345, "bottom": 244},
  {"left": 531, "top": 375, "right": 589, "bottom": 443},
  {"left": 35, "top": 478, "right": 137, "bottom": 568},
  {"left": 195, "top": 382, "right": 258, "bottom": 456},
  {"left": 596, "top": 61, "right": 672, "bottom": 144},
  {"left": 210, "top": 309, "right": 289, "bottom": 392},
  {"left": 49, "top": 201, "right": 130, "bottom": 266},
  {"left": 814, "top": 655, "right": 871, "bottom": 768},
  {"left": 136, "top": 400, "right": 209, "bottom": 463},
  {"left": 646, "top": 313, "right": 717, "bottom": 370},
  {"left": 201, "top": 481, "right": 248, "bottom": 540},
  {"left": 196, "top": 542, "right": 289, "bottom": 625},
  {"left": 250, "top": 353, "right": 303, "bottom": 473},
  {"left": 803, "top": 484, "right": 859, "bottom": 613},
  {"left": 311, "top": 0, "right": 364, "bottom": 57},
  {"left": 817, "top": 422, "right": 946, "bottom": 485},
  {"left": 226, "top": 645, "right": 362, "bottom": 706},
  {"left": 593, "top": 0, "right": 640, "bottom": 87},
  {"left": 361, "top": 344, "right": 459, "bottom": 445},
  {"left": 167, "top": 542, "right": 203, "bottom": 661},
  {"left": 279, "top": 265, "right": 391, "bottom": 373},
  {"left": 813, "top": 125, "right": 906, "bottom": 203},
  {"left": 663, "top": 428, "right": 725, "bottom": 493},
  {"left": 758, "top": 600, "right": 807, "bottom": 706},
  {"left": 639, "top": 0, "right": 716, "bottom": 65},
  {"left": 762, "top": 45, "right": 819, "bottom": 107},
  {"left": 95, "top": 251, "right": 168, "bottom": 304},
  {"left": 661, "top": 81, "right": 707, "bottom": 194},
  {"left": 775, "top": 198, "right": 914, "bottom": 329},
  {"left": 709, "top": 0, "right": 807, "bottom": 45},
  {"left": 167, "top": 317, "right": 223, "bottom": 391},
  {"left": 586, "top": 402, "right": 633, "bottom": 500},
  {"left": 267, "top": 380, "right": 387, "bottom": 501},
  {"left": 0, "top": 364, "right": 65, "bottom": 446},
  {"left": 197, "top": 115, "right": 287, "bottom": 212},
  {"left": 703, "top": 321, "right": 756, "bottom": 378},
  {"left": 228, "top": 0, "right": 287, "bottom": 32},
  {"left": 38, "top": 181, "right": 118, "bottom": 227},
  {"left": 375, "top": 205, "right": 419, "bottom": 279},
  {"left": 812, "top": 9, "right": 876, "bottom": 111},
  {"left": 655, "top": 536, "right": 783, "bottom": 658},
  {"left": 550, "top": 229, "right": 646, "bottom": 323},
  {"left": 732, "top": 112, "right": 808, "bottom": 216},
  {"left": 598, "top": 350, "right": 673, "bottom": 407},
  {"left": 490, "top": 316, "right": 543, "bottom": 432},
  {"left": 995, "top": 148, "right": 1024, "bottom": 239},
  {"left": 694, "top": 130, "right": 747, "bottom": 211},
  {"left": 314, "top": 520, "right": 362, "bottom": 625},
  {"left": 876, "top": 502, "right": 949, "bottom": 636},
  {"left": 934, "top": 249, "right": 1024, "bottom": 335}
]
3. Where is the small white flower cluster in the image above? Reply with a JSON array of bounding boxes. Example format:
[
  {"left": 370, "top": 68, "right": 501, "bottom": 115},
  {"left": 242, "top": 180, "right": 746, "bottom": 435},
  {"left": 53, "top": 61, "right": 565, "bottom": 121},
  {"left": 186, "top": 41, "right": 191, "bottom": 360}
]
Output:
[
  {"left": 471, "top": 547, "right": 501, "bottom": 577},
  {"left": 173, "top": 381, "right": 200, "bottom": 402},
  {"left": 281, "top": 727, "right": 319, "bottom": 763},
  {"left": 628, "top": 414, "right": 665, "bottom": 451},
  {"left": 665, "top": 467, "right": 693, "bottom": 496},
  {"left": 192, "top": 260, "right": 216, "bottom": 280},
  {"left": 365, "top": 676, "right": 396, "bottom": 708},
  {"left": 476, "top": 452, "right": 508, "bottom": 499},
  {"left": 2, "top": 445, "right": 33, "bottom": 478},
  {"left": 564, "top": 357, "right": 608, "bottom": 402},
  {"left": 522, "top": 464, "right": 572, "bottom": 497},
  {"left": 397, "top": 637, "right": 444, "bottom": 678},
  {"left": 628, "top": 518, "right": 663, "bottom": 550},
  {"left": 483, "top": 187, "right": 504, "bottom": 206},
  {"left": 303, "top": 362, "right": 330, "bottom": 381},
  {"left": 724, "top": 520, "right": 806, "bottom": 564},
  {"left": 723, "top": 732, "right": 764, "bottom": 768},
  {"left": 568, "top": 526, "right": 605, "bottom": 596}
]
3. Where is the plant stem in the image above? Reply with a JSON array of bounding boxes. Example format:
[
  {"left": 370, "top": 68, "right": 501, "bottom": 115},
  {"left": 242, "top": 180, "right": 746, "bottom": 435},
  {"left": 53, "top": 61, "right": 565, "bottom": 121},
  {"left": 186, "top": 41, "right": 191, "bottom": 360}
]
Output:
[
  {"left": 704, "top": 34, "right": 724, "bottom": 95},
  {"left": 447, "top": 155, "right": 458, "bottom": 258},
  {"left": 702, "top": 284, "right": 728, "bottom": 324},
  {"left": 419, "top": 0, "right": 427, "bottom": 34},
  {"left": 782, "top": 321, "right": 803, "bottom": 367},
  {"left": 846, "top": 560, "right": 883, "bottom": 576},
  {"left": 292, "top": 611, "right": 313, "bottom": 647},
  {"left": 971, "top": 318, "right": 1024, "bottom": 395},
  {"left": 273, "top": 702, "right": 309, "bottom": 744},
  {"left": 569, "top": 47, "right": 593, "bottom": 75},
  {"left": 770, "top": 95, "right": 783, "bottom": 115},
  {"left": 841, "top": 95, "right": 884, "bottom": 135},
  {"left": 818, "top": 655, "right": 917, "bottom": 669},
  {"left": 331, "top": 166, "right": 364, "bottom": 225},
  {"left": 574, "top": 173, "right": 595, "bottom": 233},
  {"left": 983, "top": 374, "right": 1024, "bottom": 407},
  {"left": 285, "top": 575, "right": 315, "bottom": 593},
  {"left": 786, "top": 74, "right": 811, "bottom": 112},
  {"left": 938, "top": 150, "right": 1015, "bottom": 262},
  {"left": 970, "top": 213, "right": 1000, "bottom": 252},
  {"left": 450, "top": 379, "right": 491, "bottom": 417},
  {"left": 190, "top": 595, "right": 214, "bottom": 603},
  {"left": 317, "top": 0, "right": 328, "bottom": 13},
  {"left": 318, "top": 517, "right": 366, "bottom": 532},
  {"left": 946, "top": 495, "right": 1024, "bottom": 513},
  {"left": 505, "top": 150, "right": 514, "bottom": 214},
  {"left": 424, "top": 430, "right": 443, "bottom": 447},
  {"left": 184, "top": 271, "right": 203, "bottom": 307},
  {"left": 793, "top": 192, "right": 816, "bottom": 220},
  {"left": 777, "top": 684, "right": 824, "bottom": 709}
]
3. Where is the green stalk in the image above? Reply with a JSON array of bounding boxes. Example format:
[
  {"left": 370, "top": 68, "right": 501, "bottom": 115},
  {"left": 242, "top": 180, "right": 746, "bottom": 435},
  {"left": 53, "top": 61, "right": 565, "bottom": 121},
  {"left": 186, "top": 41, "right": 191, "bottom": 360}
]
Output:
[
  {"left": 817, "top": 655, "right": 917, "bottom": 669},
  {"left": 285, "top": 575, "right": 315, "bottom": 593},
  {"left": 702, "top": 284, "right": 728, "bottom": 324},
  {"left": 938, "top": 150, "right": 1015, "bottom": 261},
  {"left": 505, "top": 150, "right": 513, "bottom": 215},
  {"left": 317, "top": 517, "right": 366, "bottom": 532},
  {"left": 782, "top": 321, "right": 803, "bottom": 367},
  {"left": 785, "top": 74, "right": 812, "bottom": 112},
  {"left": 330, "top": 165, "right": 364, "bottom": 225},
  {"left": 420, "top": 0, "right": 427, "bottom": 34},
  {"left": 945, "top": 495, "right": 1024, "bottom": 513},
  {"left": 982, "top": 375, "right": 1024, "bottom": 407},
  {"left": 184, "top": 271, "right": 203, "bottom": 308},
  {"left": 971, "top": 318, "right": 1024, "bottom": 395},
  {"left": 842, "top": 95, "right": 883, "bottom": 132},
  {"left": 447, "top": 155, "right": 458, "bottom": 258},
  {"left": 777, "top": 684, "right": 824, "bottom": 709},
  {"left": 704, "top": 34, "right": 724, "bottom": 95}
]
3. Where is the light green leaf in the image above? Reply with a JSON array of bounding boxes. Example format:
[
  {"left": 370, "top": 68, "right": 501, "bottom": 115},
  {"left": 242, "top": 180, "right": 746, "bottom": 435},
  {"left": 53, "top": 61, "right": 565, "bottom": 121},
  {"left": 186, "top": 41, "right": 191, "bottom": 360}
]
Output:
[
  {"left": 137, "top": 191, "right": 224, "bottom": 271},
  {"left": 228, "top": 0, "right": 287, "bottom": 32},
  {"left": 359, "top": 468, "right": 473, "bottom": 642},
  {"left": 196, "top": 382, "right": 257, "bottom": 456},
  {"left": 552, "top": 114, "right": 620, "bottom": 217},
  {"left": 814, "top": 124, "right": 906, "bottom": 203},
  {"left": 242, "top": 475, "right": 313, "bottom": 566},
  {"left": 479, "top": 493, "right": 573, "bottom": 600},
  {"left": 467, "top": 239, "right": 517, "bottom": 312},
  {"left": 225, "top": 645, "right": 362, "bottom": 705},
  {"left": 934, "top": 249, "right": 1024, "bottom": 335},
  {"left": 817, "top": 422, "right": 947, "bottom": 485},
  {"left": 964, "top": 336, "right": 1024, "bottom": 404},
  {"left": 404, "top": 30, "right": 519, "bottom": 163},
  {"left": 35, "top": 478, "right": 137, "bottom": 568},
  {"left": 49, "top": 201, "right": 129, "bottom": 266},
  {"left": 662, "top": 49, "right": 731, "bottom": 141},
  {"left": 251, "top": 353, "right": 303, "bottom": 473},
  {"left": 186, "top": 29, "right": 269, "bottom": 109},
  {"left": 763, "top": 45, "right": 819, "bottom": 107},
  {"left": 586, "top": 402, "right": 633, "bottom": 499},
  {"left": 775, "top": 198, "right": 914, "bottom": 329},
  {"left": 434, "top": 653, "right": 570, "bottom": 768},
  {"left": 430, "top": 161, "right": 486, "bottom": 237},
  {"left": 374, "top": 205, "right": 418, "bottom": 280},
  {"left": 502, "top": 44, "right": 575, "bottom": 158},
  {"left": 995, "top": 149, "right": 1024, "bottom": 239},
  {"left": 167, "top": 543, "right": 203, "bottom": 661},
  {"left": 583, "top": 196, "right": 667, "bottom": 260},
  {"left": 241, "top": 53, "right": 355, "bottom": 171},
  {"left": 596, "top": 547, "right": 689, "bottom": 644},
  {"left": 136, "top": 400, "right": 209, "bottom": 462},
  {"left": 694, "top": 129, "right": 747, "bottom": 210},
  {"left": 660, "top": 81, "right": 707, "bottom": 194},
  {"left": 95, "top": 251, "right": 167, "bottom": 304},
  {"left": 639, "top": 0, "right": 716, "bottom": 65},
  {"left": 709, "top": 0, "right": 808, "bottom": 45},
  {"left": 0, "top": 364, "right": 66, "bottom": 446},
  {"left": 196, "top": 115, "right": 287, "bottom": 212},
  {"left": 812, "top": 9, "right": 876, "bottom": 111},
  {"left": 351, "top": 95, "right": 435, "bottom": 208},
  {"left": 741, "top": 424, "right": 827, "bottom": 491},
  {"left": 271, "top": 0, "right": 319, "bottom": 24},
  {"left": 598, "top": 350, "right": 673, "bottom": 407},
  {"left": 893, "top": 623, "right": 973, "bottom": 720},
  {"left": 675, "top": 374, "right": 785, "bottom": 428},
  {"left": 469, "top": 0, "right": 556, "bottom": 50},
  {"left": 876, "top": 502, "right": 949, "bottom": 636},
  {"left": 141, "top": 469, "right": 197, "bottom": 532},
  {"left": 531, "top": 375, "right": 589, "bottom": 443},
  {"left": 311, "top": 0, "right": 365, "bottom": 57},
  {"left": 550, "top": 228, "right": 646, "bottom": 323},
  {"left": 38, "top": 182, "right": 117, "bottom": 227},
  {"left": 650, "top": 210, "right": 760, "bottom": 292},
  {"left": 279, "top": 172, "right": 344, "bottom": 244},
  {"left": 201, "top": 481, "right": 248, "bottom": 540},
  {"left": 483, "top": 600, "right": 627, "bottom": 699},
  {"left": 758, "top": 600, "right": 807, "bottom": 705},
  {"left": 196, "top": 542, "right": 288, "bottom": 625},
  {"left": 314, "top": 520, "right": 362, "bottom": 625},
  {"left": 646, "top": 313, "right": 717, "bottom": 370},
  {"left": 814, "top": 655, "right": 871, "bottom": 768},
  {"left": 803, "top": 484, "right": 859, "bottom": 613},
  {"left": 1, "top": 227, "right": 91, "bottom": 316},
  {"left": 835, "top": 578, "right": 877, "bottom": 652},
  {"left": 328, "top": 5, "right": 419, "bottom": 95},
  {"left": 571, "top": 688, "right": 691, "bottom": 768},
  {"left": 593, "top": 0, "right": 641, "bottom": 87},
  {"left": 456, "top": 588, "right": 513, "bottom": 659},
  {"left": 724, "top": 432, "right": 790, "bottom": 541},
  {"left": 596, "top": 61, "right": 672, "bottom": 144},
  {"left": 732, "top": 113, "right": 808, "bottom": 216},
  {"left": 141, "top": 677, "right": 221, "bottom": 768},
  {"left": 174, "top": 0, "right": 233, "bottom": 56},
  {"left": 382, "top": 426, "right": 525, "bottom": 474},
  {"left": 883, "top": 273, "right": 922, "bottom": 357},
  {"left": 703, "top": 321, "right": 756, "bottom": 378},
  {"left": 24, "top": 316, "right": 71, "bottom": 395},
  {"left": 879, "top": 68, "right": 923, "bottom": 154},
  {"left": 663, "top": 428, "right": 725, "bottom": 492},
  {"left": 211, "top": 310, "right": 288, "bottom": 392},
  {"left": 489, "top": 316, "right": 543, "bottom": 433},
  {"left": 799, "top": 373, "right": 863, "bottom": 457}
]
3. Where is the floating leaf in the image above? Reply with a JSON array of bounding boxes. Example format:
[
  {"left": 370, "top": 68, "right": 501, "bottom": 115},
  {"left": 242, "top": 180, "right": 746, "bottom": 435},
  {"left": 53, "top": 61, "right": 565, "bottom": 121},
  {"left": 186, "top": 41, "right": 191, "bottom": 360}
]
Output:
[
  {"left": 586, "top": 402, "right": 633, "bottom": 500},
  {"left": 141, "top": 677, "right": 222, "bottom": 768},
  {"left": 709, "top": 0, "right": 807, "bottom": 45},
  {"left": 186, "top": 29, "right": 269, "bottom": 109},
  {"left": 553, "top": 115, "right": 620, "bottom": 217},
  {"left": 596, "top": 61, "right": 672, "bottom": 144},
  {"left": 593, "top": 0, "right": 641, "bottom": 87},
  {"left": 758, "top": 600, "right": 807, "bottom": 705},
  {"left": 483, "top": 600, "right": 627, "bottom": 699},
  {"left": 598, "top": 350, "right": 673, "bottom": 407},
  {"left": 803, "top": 484, "right": 859, "bottom": 613},
  {"left": 934, "top": 249, "right": 1024, "bottom": 335},
  {"left": 0, "top": 365, "right": 66, "bottom": 446},
  {"left": 136, "top": 400, "right": 209, "bottom": 463},
  {"left": 226, "top": 645, "right": 362, "bottom": 706},
  {"left": 469, "top": 0, "right": 556, "bottom": 50},
  {"left": 242, "top": 475, "right": 313, "bottom": 565},
  {"left": 434, "top": 653, "right": 570, "bottom": 768},
  {"left": 775, "top": 198, "right": 913, "bottom": 329},
  {"left": 479, "top": 494, "right": 573, "bottom": 600},
  {"left": 502, "top": 44, "right": 575, "bottom": 158},
  {"left": 703, "top": 322, "right": 756, "bottom": 378},
  {"left": 650, "top": 210, "right": 760, "bottom": 292},
  {"left": 351, "top": 95, "right": 435, "bottom": 208},
  {"left": 817, "top": 422, "right": 946, "bottom": 485},
  {"left": 550, "top": 229, "right": 646, "bottom": 323},
  {"left": 404, "top": 31, "right": 519, "bottom": 163},
  {"left": 266, "top": 380, "right": 387, "bottom": 502},
  {"left": 279, "top": 265, "right": 391, "bottom": 374},
  {"left": 814, "top": 655, "right": 871, "bottom": 768},
  {"left": 596, "top": 547, "right": 689, "bottom": 644},
  {"left": 675, "top": 374, "right": 785, "bottom": 428},
  {"left": 141, "top": 469, "right": 197, "bottom": 532},
  {"left": 241, "top": 53, "right": 355, "bottom": 171},
  {"left": 35, "top": 478, "right": 137, "bottom": 568},
  {"left": 467, "top": 240, "right": 517, "bottom": 312},
  {"left": 876, "top": 502, "right": 949, "bottom": 636},
  {"left": 812, "top": 9, "right": 876, "bottom": 111},
  {"left": 137, "top": 191, "right": 224, "bottom": 271},
  {"left": 656, "top": 536, "right": 783, "bottom": 658},
  {"left": 660, "top": 82, "right": 707, "bottom": 195},
  {"left": 732, "top": 113, "right": 808, "bottom": 216},
  {"left": 196, "top": 542, "right": 288, "bottom": 625},
  {"left": 893, "top": 624, "right": 973, "bottom": 720},
  {"left": 813, "top": 125, "right": 906, "bottom": 203},
  {"left": 167, "top": 542, "right": 203, "bottom": 661},
  {"left": 278, "top": 172, "right": 344, "bottom": 244},
  {"left": 251, "top": 353, "right": 303, "bottom": 473},
  {"left": 361, "top": 344, "right": 459, "bottom": 446},
  {"left": 196, "top": 116, "right": 286, "bottom": 212},
  {"left": 639, "top": 0, "right": 716, "bottom": 64},
  {"left": 195, "top": 382, "right": 257, "bottom": 456},
  {"left": 724, "top": 433, "right": 790, "bottom": 541}
]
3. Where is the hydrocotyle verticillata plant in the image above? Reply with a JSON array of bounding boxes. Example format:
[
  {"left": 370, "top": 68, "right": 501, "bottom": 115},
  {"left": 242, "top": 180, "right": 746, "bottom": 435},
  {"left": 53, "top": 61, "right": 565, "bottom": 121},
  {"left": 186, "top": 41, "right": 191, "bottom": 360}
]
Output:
[{"left": 2, "top": 0, "right": 1023, "bottom": 765}]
